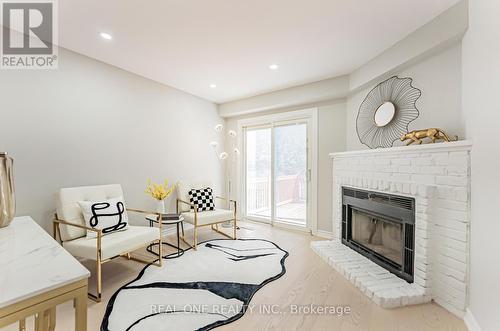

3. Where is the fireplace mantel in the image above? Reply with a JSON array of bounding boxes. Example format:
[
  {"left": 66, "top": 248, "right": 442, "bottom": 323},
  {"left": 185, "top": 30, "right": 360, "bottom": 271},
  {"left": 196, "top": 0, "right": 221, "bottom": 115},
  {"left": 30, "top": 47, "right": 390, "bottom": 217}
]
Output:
[
  {"left": 330, "top": 140, "right": 473, "bottom": 159},
  {"left": 313, "top": 139, "right": 472, "bottom": 317}
]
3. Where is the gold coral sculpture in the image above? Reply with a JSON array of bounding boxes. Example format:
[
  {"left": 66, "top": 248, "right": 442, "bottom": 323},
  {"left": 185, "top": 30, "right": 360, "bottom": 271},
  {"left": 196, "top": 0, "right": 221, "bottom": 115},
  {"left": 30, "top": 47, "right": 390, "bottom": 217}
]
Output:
[{"left": 400, "top": 128, "right": 458, "bottom": 145}]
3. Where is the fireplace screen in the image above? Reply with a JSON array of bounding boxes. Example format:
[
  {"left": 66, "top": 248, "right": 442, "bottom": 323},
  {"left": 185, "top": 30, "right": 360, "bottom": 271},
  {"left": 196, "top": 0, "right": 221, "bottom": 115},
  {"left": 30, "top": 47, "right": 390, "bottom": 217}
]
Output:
[
  {"left": 342, "top": 187, "right": 415, "bottom": 282},
  {"left": 351, "top": 209, "right": 403, "bottom": 265}
]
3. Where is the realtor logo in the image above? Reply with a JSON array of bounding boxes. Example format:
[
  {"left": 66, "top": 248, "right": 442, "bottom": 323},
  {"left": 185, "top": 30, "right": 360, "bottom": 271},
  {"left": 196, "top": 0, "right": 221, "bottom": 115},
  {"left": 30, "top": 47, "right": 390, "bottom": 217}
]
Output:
[{"left": 1, "top": 0, "right": 58, "bottom": 69}]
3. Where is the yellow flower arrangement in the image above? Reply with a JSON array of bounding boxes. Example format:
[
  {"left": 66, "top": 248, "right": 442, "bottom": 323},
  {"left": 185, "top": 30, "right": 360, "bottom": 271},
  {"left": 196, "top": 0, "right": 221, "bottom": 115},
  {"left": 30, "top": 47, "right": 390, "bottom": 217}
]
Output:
[{"left": 145, "top": 179, "right": 174, "bottom": 201}]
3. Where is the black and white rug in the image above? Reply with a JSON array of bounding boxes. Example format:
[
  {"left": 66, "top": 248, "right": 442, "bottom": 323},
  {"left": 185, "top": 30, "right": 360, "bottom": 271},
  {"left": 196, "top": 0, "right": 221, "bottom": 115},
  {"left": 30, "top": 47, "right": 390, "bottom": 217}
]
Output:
[{"left": 102, "top": 239, "right": 289, "bottom": 331}]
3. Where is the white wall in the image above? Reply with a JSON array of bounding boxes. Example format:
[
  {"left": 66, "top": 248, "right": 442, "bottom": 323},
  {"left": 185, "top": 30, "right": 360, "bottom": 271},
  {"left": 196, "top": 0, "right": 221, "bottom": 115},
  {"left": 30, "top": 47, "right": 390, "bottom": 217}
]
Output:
[
  {"left": 219, "top": 75, "right": 349, "bottom": 117},
  {"left": 317, "top": 102, "right": 346, "bottom": 233},
  {"left": 225, "top": 101, "right": 346, "bottom": 233},
  {"left": 0, "top": 46, "right": 224, "bottom": 232},
  {"left": 462, "top": 0, "right": 500, "bottom": 330},
  {"left": 349, "top": 0, "right": 467, "bottom": 92},
  {"left": 346, "top": 43, "right": 464, "bottom": 150}
]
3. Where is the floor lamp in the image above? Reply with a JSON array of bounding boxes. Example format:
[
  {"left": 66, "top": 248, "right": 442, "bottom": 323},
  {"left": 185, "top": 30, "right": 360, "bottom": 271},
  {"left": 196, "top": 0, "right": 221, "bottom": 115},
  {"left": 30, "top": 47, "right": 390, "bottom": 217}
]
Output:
[{"left": 210, "top": 124, "right": 240, "bottom": 228}]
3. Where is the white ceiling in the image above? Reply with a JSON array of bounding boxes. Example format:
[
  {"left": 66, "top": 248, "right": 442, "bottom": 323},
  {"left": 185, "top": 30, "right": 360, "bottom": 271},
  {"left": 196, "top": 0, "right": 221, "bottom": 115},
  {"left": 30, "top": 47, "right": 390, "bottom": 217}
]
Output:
[{"left": 59, "top": 0, "right": 460, "bottom": 103}]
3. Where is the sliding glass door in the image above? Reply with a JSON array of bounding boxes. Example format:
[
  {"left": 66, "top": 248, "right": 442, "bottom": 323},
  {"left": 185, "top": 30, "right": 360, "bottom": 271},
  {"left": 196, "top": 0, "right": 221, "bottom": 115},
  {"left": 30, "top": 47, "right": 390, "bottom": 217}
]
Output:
[
  {"left": 245, "top": 119, "right": 310, "bottom": 229},
  {"left": 274, "top": 123, "right": 307, "bottom": 225},
  {"left": 245, "top": 127, "right": 272, "bottom": 219}
]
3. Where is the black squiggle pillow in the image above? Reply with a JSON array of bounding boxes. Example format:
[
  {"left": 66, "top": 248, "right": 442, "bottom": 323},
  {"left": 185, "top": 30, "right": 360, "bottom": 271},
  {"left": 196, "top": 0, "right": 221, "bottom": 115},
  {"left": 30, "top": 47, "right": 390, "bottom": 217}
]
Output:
[{"left": 78, "top": 197, "right": 129, "bottom": 238}]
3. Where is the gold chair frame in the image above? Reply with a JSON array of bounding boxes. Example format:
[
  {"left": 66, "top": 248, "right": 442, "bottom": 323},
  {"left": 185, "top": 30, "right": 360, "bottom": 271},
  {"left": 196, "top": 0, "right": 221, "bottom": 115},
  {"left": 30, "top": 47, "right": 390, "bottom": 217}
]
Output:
[
  {"left": 53, "top": 208, "right": 163, "bottom": 302},
  {"left": 176, "top": 196, "right": 237, "bottom": 250}
]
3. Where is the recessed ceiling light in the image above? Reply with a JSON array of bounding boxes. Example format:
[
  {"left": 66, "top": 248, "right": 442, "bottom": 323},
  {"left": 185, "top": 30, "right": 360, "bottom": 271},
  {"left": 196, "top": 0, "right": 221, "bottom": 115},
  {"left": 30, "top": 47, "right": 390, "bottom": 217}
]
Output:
[
  {"left": 210, "top": 84, "right": 217, "bottom": 88},
  {"left": 269, "top": 64, "right": 279, "bottom": 70},
  {"left": 100, "top": 32, "right": 112, "bottom": 40}
]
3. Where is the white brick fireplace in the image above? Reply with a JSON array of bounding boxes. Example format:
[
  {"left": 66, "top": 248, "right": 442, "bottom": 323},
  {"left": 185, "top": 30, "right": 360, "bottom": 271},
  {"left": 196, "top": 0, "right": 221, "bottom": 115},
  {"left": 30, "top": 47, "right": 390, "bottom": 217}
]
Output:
[{"left": 311, "top": 140, "right": 472, "bottom": 317}]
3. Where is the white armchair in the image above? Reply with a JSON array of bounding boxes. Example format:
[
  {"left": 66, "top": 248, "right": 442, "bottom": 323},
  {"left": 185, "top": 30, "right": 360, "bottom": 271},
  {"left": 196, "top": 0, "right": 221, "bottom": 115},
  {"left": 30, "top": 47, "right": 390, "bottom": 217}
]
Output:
[
  {"left": 176, "top": 181, "right": 236, "bottom": 249},
  {"left": 53, "top": 184, "right": 162, "bottom": 302}
]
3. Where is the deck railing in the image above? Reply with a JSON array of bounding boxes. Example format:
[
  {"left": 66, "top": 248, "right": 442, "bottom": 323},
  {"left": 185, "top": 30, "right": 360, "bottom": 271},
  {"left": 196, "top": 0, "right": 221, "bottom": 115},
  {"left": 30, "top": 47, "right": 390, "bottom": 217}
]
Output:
[{"left": 247, "top": 174, "right": 306, "bottom": 213}]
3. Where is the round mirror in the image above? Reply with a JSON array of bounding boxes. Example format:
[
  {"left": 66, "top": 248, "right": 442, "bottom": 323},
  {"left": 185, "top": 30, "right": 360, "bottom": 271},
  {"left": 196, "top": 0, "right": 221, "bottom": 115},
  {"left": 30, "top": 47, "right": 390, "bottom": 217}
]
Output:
[{"left": 374, "top": 102, "right": 396, "bottom": 127}]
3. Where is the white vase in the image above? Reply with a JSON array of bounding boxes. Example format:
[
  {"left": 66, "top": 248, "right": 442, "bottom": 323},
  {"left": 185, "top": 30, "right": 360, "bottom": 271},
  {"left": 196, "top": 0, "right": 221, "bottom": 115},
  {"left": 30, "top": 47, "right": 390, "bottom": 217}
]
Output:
[{"left": 156, "top": 200, "right": 165, "bottom": 214}]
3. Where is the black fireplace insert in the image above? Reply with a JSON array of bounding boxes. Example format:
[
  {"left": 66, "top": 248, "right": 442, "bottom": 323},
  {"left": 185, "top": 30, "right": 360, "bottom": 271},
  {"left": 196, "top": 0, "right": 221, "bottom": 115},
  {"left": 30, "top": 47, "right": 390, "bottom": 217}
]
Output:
[{"left": 341, "top": 187, "right": 415, "bottom": 283}]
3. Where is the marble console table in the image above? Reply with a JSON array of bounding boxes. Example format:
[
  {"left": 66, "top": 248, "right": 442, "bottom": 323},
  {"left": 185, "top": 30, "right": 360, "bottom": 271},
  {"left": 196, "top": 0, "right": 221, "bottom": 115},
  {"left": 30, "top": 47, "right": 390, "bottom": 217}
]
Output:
[{"left": 0, "top": 216, "right": 90, "bottom": 331}]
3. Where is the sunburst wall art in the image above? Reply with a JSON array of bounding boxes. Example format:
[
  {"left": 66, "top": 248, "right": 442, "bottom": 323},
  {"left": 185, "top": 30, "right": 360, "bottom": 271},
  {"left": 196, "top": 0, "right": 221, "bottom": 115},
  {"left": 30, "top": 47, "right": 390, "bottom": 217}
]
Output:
[{"left": 356, "top": 76, "right": 421, "bottom": 149}]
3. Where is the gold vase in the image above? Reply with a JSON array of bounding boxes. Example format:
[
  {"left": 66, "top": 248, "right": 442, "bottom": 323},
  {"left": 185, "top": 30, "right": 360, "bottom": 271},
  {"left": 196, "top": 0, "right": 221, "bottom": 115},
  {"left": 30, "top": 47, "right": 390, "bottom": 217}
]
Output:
[{"left": 0, "top": 153, "right": 15, "bottom": 228}]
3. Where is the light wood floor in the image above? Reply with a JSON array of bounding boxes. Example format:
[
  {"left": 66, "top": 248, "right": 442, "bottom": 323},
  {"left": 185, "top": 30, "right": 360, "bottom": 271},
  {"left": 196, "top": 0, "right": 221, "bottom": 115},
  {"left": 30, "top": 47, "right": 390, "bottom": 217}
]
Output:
[{"left": 2, "top": 221, "right": 467, "bottom": 331}]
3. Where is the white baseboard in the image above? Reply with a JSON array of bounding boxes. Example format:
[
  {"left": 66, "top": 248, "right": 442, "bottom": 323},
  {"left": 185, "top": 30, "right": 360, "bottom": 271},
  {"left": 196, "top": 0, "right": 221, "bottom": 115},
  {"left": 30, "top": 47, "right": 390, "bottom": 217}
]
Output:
[
  {"left": 464, "top": 308, "right": 482, "bottom": 331},
  {"left": 314, "top": 230, "right": 334, "bottom": 239}
]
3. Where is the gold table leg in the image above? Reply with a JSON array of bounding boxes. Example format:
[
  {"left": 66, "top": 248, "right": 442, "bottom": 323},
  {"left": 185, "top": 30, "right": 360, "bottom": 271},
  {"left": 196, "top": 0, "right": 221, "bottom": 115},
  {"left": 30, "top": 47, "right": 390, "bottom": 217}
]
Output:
[
  {"left": 34, "top": 311, "right": 46, "bottom": 331},
  {"left": 48, "top": 307, "right": 56, "bottom": 331},
  {"left": 74, "top": 283, "right": 88, "bottom": 331},
  {"left": 33, "top": 307, "right": 56, "bottom": 331}
]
